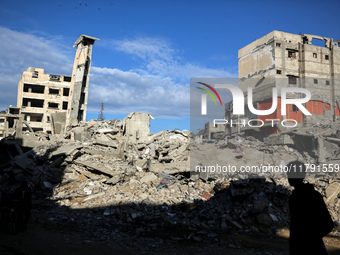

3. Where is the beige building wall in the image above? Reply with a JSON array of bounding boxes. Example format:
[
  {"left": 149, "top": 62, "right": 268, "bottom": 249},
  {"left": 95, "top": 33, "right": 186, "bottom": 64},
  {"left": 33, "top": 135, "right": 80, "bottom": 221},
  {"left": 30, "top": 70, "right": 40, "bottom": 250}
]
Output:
[
  {"left": 123, "top": 112, "right": 153, "bottom": 143},
  {"left": 234, "top": 30, "right": 340, "bottom": 125},
  {"left": 204, "top": 122, "right": 226, "bottom": 140},
  {"left": 17, "top": 67, "right": 72, "bottom": 133}
]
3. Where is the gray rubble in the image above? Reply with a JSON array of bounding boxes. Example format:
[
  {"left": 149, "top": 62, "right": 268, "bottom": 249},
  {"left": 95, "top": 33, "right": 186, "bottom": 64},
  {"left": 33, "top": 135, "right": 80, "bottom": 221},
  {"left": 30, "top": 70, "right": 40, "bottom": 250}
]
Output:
[{"left": 1, "top": 116, "right": 340, "bottom": 247}]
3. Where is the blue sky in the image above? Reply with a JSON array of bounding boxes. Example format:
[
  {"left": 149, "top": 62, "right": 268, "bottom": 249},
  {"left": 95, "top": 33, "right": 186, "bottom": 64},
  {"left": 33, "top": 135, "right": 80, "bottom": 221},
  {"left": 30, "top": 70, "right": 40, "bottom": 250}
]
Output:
[{"left": 1, "top": 0, "right": 340, "bottom": 133}]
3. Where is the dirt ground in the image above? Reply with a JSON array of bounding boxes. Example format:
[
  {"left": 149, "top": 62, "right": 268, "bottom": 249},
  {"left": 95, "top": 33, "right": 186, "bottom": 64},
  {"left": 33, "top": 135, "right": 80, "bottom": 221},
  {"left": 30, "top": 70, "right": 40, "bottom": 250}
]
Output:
[{"left": 1, "top": 210, "right": 340, "bottom": 255}]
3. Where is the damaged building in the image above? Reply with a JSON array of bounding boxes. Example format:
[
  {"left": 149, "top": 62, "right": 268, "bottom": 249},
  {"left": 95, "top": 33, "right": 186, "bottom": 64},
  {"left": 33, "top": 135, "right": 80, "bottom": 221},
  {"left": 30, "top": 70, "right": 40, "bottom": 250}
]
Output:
[
  {"left": 17, "top": 68, "right": 72, "bottom": 134},
  {"left": 226, "top": 31, "right": 340, "bottom": 135},
  {"left": 2, "top": 31, "right": 340, "bottom": 253},
  {"left": 0, "top": 106, "right": 22, "bottom": 139},
  {"left": 16, "top": 35, "right": 99, "bottom": 134},
  {"left": 198, "top": 121, "right": 226, "bottom": 140}
]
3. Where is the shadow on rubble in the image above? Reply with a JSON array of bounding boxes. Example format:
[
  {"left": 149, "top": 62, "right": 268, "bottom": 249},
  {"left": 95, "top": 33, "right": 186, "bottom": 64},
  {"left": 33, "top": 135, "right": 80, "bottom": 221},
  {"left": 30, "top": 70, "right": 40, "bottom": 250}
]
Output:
[{"left": 1, "top": 140, "right": 340, "bottom": 255}]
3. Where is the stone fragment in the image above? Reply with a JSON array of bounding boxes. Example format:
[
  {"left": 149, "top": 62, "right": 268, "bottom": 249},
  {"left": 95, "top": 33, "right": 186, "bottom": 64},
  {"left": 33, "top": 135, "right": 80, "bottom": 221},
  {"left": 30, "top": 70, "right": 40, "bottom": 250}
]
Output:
[
  {"left": 325, "top": 182, "right": 340, "bottom": 204},
  {"left": 140, "top": 173, "right": 157, "bottom": 184}
]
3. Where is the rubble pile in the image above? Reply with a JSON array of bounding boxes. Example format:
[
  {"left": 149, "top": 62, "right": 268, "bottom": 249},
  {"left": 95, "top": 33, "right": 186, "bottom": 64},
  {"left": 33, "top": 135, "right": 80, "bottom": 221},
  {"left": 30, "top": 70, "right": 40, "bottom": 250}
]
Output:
[
  {"left": 0, "top": 116, "right": 189, "bottom": 188},
  {"left": 1, "top": 118, "right": 340, "bottom": 245}
]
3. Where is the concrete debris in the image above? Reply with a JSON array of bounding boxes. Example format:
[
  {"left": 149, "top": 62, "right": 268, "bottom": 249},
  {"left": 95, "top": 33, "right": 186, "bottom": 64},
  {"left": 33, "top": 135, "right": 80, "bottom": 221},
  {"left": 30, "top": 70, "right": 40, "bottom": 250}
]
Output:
[
  {"left": 325, "top": 182, "right": 340, "bottom": 204},
  {"left": 1, "top": 116, "right": 340, "bottom": 246}
]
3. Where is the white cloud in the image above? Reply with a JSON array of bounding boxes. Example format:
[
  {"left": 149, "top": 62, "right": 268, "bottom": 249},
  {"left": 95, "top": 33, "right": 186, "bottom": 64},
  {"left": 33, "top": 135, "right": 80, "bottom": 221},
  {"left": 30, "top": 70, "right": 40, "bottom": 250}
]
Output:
[
  {"left": 0, "top": 27, "right": 236, "bottom": 119},
  {"left": 0, "top": 26, "right": 73, "bottom": 110},
  {"left": 92, "top": 37, "right": 235, "bottom": 118},
  {"left": 89, "top": 67, "right": 190, "bottom": 118},
  {"left": 110, "top": 37, "right": 235, "bottom": 82},
  {"left": 115, "top": 37, "right": 176, "bottom": 63}
]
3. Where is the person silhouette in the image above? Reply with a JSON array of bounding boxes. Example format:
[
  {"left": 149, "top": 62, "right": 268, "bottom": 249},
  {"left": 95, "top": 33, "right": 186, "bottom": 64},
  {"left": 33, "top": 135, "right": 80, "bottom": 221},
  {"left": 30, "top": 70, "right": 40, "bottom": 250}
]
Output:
[
  {"left": 12, "top": 179, "right": 32, "bottom": 231},
  {"left": 287, "top": 161, "right": 333, "bottom": 255}
]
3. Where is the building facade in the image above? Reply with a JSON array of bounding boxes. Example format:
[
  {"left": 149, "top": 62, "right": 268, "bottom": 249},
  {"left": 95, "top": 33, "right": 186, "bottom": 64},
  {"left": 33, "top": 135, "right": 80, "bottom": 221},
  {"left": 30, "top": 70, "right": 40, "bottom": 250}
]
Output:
[
  {"left": 16, "top": 35, "right": 98, "bottom": 134},
  {"left": 227, "top": 30, "right": 340, "bottom": 135},
  {"left": 17, "top": 67, "right": 72, "bottom": 133}
]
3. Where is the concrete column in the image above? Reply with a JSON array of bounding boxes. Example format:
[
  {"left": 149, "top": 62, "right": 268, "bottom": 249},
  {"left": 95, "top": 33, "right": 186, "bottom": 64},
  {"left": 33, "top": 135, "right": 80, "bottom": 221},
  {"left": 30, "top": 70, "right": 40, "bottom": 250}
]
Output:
[{"left": 65, "top": 35, "right": 99, "bottom": 131}]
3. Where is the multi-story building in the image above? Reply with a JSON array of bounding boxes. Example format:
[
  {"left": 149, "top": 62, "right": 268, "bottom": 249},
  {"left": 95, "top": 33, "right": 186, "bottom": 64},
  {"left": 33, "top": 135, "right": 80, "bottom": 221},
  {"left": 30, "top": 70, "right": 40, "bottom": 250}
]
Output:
[
  {"left": 16, "top": 35, "right": 98, "bottom": 134},
  {"left": 227, "top": 30, "right": 340, "bottom": 135},
  {"left": 17, "top": 67, "right": 72, "bottom": 133}
]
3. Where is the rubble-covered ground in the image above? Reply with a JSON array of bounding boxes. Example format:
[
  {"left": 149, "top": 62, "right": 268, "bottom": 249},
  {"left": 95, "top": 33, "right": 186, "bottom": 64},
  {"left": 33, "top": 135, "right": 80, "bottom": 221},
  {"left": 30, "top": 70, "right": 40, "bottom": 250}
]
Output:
[{"left": 1, "top": 119, "right": 340, "bottom": 254}]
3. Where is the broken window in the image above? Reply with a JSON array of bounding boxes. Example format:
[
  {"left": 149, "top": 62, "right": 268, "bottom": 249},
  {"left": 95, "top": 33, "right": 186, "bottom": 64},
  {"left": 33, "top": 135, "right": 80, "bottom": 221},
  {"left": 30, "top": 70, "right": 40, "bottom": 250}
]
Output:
[
  {"left": 32, "top": 128, "right": 43, "bottom": 132},
  {"left": 303, "top": 36, "right": 309, "bottom": 44},
  {"left": 32, "top": 71, "right": 39, "bottom": 78},
  {"left": 63, "top": 88, "right": 70, "bottom": 96},
  {"left": 24, "top": 84, "right": 45, "bottom": 93},
  {"left": 276, "top": 70, "right": 282, "bottom": 74},
  {"left": 314, "top": 79, "right": 318, "bottom": 84},
  {"left": 325, "top": 55, "right": 329, "bottom": 60},
  {"left": 28, "top": 113, "right": 43, "bottom": 122},
  {"left": 326, "top": 80, "right": 330, "bottom": 85},
  {"left": 9, "top": 108, "right": 20, "bottom": 114},
  {"left": 62, "top": 101, "right": 68, "bottom": 110},
  {"left": 78, "top": 110, "right": 84, "bottom": 122},
  {"left": 63, "top": 76, "right": 72, "bottom": 82},
  {"left": 49, "top": 74, "right": 60, "bottom": 81},
  {"left": 80, "top": 92, "right": 85, "bottom": 105},
  {"left": 276, "top": 43, "right": 281, "bottom": 47},
  {"left": 288, "top": 76, "right": 297, "bottom": 85},
  {"left": 47, "top": 116, "right": 50, "bottom": 122},
  {"left": 311, "top": 38, "right": 326, "bottom": 47},
  {"left": 313, "top": 53, "right": 317, "bottom": 58},
  {"left": 292, "top": 105, "right": 299, "bottom": 112},
  {"left": 22, "top": 98, "right": 44, "bottom": 108},
  {"left": 48, "top": 102, "right": 59, "bottom": 109},
  {"left": 49, "top": 88, "right": 59, "bottom": 95},
  {"left": 288, "top": 50, "right": 296, "bottom": 59}
]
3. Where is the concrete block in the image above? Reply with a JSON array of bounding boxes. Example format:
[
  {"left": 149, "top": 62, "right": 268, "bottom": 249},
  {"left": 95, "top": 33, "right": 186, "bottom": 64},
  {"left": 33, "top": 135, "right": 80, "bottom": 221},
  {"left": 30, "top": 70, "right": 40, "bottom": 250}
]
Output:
[
  {"left": 326, "top": 182, "right": 340, "bottom": 204},
  {"left": 140, "top": 173, "right": 157, "bottom": 183},
  {"left": 317, "top": 137, "right": 328, "bottom": 163},
  {"left": 74, "top": 159, "right": 123, "bottom": 177},
  {"left": 51, "top": 145, "right": 81, "bottom": 157}
]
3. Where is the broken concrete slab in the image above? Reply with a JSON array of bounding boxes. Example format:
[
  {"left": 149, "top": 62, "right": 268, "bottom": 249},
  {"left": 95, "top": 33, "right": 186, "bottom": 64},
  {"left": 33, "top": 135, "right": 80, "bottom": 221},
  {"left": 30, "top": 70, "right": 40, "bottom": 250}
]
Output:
[
  {"left": 51, "top": 145, "right": 82, "bottom": 157},
  {"left": 325, "top": 182, "right": 340, "bottom": 204},
  {"left": 94, "top": 139, "right": 118, "bottom": 148},
  {"left": 73, "top": 159, "right": 124, "bottom": 177},
  {"left": 96, "top": 128, "right": 117, "bottom": 134},
  {"left": 140, "top": 173, "right": 157, "bottom": 184},
  {"left": 264, "top": 134, "right": 294, "bottom": 145}
]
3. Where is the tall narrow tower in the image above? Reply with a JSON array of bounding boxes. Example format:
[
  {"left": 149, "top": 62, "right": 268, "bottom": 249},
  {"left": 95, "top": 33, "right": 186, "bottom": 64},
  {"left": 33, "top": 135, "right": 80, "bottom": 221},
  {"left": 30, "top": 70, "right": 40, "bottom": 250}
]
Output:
[{"left": 65, "top": 35, "right": 99, "bottom": 130}]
